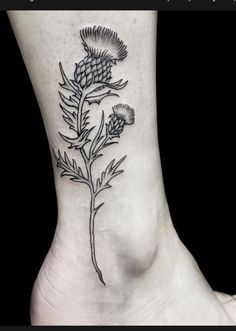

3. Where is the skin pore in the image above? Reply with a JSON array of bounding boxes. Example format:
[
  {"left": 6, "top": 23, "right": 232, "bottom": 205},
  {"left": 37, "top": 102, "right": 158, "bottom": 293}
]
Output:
[{"left": 7, "top": 11, "right": 235, "bottom": 325}]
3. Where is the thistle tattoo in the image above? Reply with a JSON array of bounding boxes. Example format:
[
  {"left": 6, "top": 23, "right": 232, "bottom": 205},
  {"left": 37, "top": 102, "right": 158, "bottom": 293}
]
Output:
[{"left": 54, "top": 26, "right": 135, "bottom": 285}]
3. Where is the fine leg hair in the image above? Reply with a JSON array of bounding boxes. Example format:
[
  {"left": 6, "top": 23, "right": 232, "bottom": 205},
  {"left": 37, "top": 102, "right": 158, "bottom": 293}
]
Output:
[{"left": 8, "top": 11, "right": 235, "bottom": 325}]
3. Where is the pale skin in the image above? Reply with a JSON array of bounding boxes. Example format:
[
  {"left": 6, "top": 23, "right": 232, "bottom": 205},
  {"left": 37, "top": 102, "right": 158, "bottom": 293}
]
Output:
[{"left": 8, "top": 11, "right": 236, "bottom": 325}]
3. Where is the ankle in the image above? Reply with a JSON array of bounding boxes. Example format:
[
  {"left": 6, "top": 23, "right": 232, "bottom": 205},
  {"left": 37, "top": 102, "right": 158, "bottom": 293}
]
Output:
[{"left": 52, "top": 200, "right": 180, "bottom": 287}]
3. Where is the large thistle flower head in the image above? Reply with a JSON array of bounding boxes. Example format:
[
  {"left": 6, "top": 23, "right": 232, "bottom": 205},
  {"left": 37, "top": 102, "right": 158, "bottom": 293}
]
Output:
[
  {"left": 75, "top": 26, "right": 128, "bottom": 88},
  {"left": 80, "top": 26, "right": 127, "bottom": 63},
  {"left": 107, "top": 104, "right": 135, "bottom": 138}
]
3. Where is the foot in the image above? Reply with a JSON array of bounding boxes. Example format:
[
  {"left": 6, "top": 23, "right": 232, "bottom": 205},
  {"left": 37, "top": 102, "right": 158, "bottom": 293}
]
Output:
[
  {"left": 30, "top": 212, "right": 234, "bottom": 325},
  {"left": 215, "top": 292, "right": 236, "bottom": 323}
]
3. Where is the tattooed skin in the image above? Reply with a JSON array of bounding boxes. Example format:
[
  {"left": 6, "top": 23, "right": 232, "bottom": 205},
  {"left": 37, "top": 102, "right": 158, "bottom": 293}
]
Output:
[{"left": 54, "top": 26, "right": 135, "bottom": 285}]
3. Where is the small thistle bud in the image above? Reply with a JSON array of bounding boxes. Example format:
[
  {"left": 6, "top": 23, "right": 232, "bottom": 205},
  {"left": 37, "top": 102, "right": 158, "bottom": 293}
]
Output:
[
  {"left": 74, "top": 26, "right": 127, "bottom": 89},
  {"left": 112, "top": 104, "right": 135, "bottom": 125},
  {"left": 107, "top": 113, "right": 125, "bottom": 137},
  {"left": 107, "top": 104, "right": 135, "bottom": 138}
]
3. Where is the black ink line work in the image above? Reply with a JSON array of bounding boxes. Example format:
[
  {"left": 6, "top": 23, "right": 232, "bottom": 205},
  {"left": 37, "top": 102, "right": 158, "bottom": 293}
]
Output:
[{"left": 54, "top": 26, "right": 135, "bottom": 285}]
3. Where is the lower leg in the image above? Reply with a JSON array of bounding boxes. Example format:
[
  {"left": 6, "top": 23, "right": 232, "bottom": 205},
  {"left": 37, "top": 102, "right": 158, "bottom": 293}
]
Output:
[{"left": 8, "top": 10, "right": 234, "bottom": 325}]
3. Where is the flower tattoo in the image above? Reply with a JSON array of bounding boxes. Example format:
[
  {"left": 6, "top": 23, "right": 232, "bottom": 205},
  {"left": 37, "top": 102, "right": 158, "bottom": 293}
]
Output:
[
  {"left": 108, "top": 104, "right": 135, "bottom": 138},
  {"left": 54, "top": 26, "right": 135, "bottom": 285}
]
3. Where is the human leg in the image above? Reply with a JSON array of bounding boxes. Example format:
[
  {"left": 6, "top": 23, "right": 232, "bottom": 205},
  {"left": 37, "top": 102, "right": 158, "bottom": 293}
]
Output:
[{"left": 8, "top": 10, "right": 234, "bottom": 325}]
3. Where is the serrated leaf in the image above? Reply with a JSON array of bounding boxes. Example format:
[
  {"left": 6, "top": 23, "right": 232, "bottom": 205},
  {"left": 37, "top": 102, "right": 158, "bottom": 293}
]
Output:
[
  {"left": 92, "top": 79, "right": 128, "bottom": 93},
  {"left": 59, "top": 126, "right": 94, "bottom": 150},
  {"left": 54, "top": 149, "right": 88, "bottom": 185},
  {"left": 95, "top": 156, "right": 126, "bottom": 195},
  {"left": 59, "top": 62, "right": 81, "bottom": 97},
  {"left": 59, "top": 91, "right": 79, "bottom": 108},
  {"left": 106, "top": 79, "right": 128, "bottom": 90},
  {"left": 60, "top": 104, "right": 77, "bottom": 132},
  {"left": 97, "top": 141, "right": 118, "bottom": 152},
  {"left": 85, "top": 91, "right": 118, "bottom": 105},
  {"left": 81, "top": 110, "right": 90, "bottom": 131}
]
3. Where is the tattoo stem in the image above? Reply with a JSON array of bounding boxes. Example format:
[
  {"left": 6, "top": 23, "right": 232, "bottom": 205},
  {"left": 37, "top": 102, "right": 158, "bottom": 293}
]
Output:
[
  {"left": 77, "top": 91, "right": 106, "bottom": 285},
  {"left": 89, "top": 192, "right": 106, "bottom": 285}
]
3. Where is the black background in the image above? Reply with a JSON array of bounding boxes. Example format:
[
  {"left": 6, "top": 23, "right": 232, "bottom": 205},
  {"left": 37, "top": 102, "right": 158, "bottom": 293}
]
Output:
[
  {"left": 1, "top": 0, "right": 236, "bottom": 11},
  {"left": 0, "top": 11, "right": 235, "bottom": 325}
]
